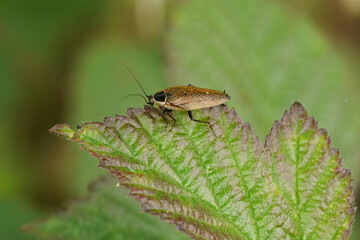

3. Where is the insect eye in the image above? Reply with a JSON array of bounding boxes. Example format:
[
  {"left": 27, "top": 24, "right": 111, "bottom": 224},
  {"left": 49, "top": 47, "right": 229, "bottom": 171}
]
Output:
[{"left": 154, "top": 91, "right": 166, "bottom": 102}]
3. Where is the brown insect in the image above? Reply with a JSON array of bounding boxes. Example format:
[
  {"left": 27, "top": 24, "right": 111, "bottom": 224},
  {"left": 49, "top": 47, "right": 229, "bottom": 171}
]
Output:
[
  {"left": 120, "top": 59, "right": 230, "bottom": 133},
  {"left": 149, "top": 85, "right": 230, "bottom": 124}
]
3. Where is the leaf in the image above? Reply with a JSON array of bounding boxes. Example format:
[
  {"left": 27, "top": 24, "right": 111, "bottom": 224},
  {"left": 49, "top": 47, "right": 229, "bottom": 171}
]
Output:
[
  {"left": 27, "top": 176, "right": 190, "bottom": 240},
  {"left": 265, "top": 102, "right": 354, "bottom": 239},
  {"left": 166, "top": 0, "right": 360, "bottom": 179},
  {"left": 50, "top": 102, "right": 354, "bottom": 240}
]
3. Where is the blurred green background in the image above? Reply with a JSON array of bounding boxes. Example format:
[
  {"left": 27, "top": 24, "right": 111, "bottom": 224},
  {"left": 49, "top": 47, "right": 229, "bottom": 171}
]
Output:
[{"left": 1, "top": 0, "right": 359, "bottom": 239}]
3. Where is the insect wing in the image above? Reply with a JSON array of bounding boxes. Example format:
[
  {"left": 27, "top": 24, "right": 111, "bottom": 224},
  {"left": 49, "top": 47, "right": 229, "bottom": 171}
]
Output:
[{"left": 165, "top": 86, "right": 230, "bottom": 111}]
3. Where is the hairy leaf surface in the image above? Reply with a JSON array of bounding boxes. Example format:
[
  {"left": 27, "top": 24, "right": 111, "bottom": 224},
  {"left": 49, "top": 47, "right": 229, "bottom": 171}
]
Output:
[
  {"left": 50, "top": 103, "right": 354, "bottom": 240},
  {"left": 166, "top": 0, "right": 360, "bottom": 179}
]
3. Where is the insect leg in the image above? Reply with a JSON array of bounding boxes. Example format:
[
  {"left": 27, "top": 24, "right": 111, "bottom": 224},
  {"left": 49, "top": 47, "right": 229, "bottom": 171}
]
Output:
[
  {"left": 187, "top": 111, "right": 215, "bottom": 135},
  {"left": 161, "top": 108, "right": 169, "bottom": 122},
  {"left": 160, "top": 108, "right": 171, "bottom": 131},
  {"left": 166, "top": 110, "right": 176, "bottom": 122},
  {"left": 166, "top": 110, "right": 177, "bottom": 131}
]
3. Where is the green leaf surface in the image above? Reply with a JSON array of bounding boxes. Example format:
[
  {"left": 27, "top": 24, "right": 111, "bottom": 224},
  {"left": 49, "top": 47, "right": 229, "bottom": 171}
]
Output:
[
  {"left": 166, "top": 0, "right": 360, "bottom": 179},
  {"left": 29, "top": 176, "right": 190, "bottom": 240},
  {"left": 50, "top": 102, "right": 354, "bottom": 240}
]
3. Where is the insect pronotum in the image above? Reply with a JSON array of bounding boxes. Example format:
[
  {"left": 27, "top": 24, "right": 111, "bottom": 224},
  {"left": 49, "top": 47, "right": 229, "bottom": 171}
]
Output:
[{"left": 119, "top": 58, "right": 230, "bottom": 134}]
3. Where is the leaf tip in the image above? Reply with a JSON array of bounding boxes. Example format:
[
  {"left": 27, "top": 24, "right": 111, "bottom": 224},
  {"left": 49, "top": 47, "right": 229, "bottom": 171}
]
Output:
[
  {"left": 288, "top": 101, "right": 307, "bottom": 119},
  {"left": 49, "top": 124, "right": 75, "bottom": 139},
  {"left": 291, "top": 100, "right": 304, "bottom": 109}
]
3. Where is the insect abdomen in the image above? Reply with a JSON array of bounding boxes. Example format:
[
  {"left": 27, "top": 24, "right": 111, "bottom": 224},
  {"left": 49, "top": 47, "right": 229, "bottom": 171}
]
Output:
[{"left": 163, "top": 86, "right": 230, "bottom": 111}]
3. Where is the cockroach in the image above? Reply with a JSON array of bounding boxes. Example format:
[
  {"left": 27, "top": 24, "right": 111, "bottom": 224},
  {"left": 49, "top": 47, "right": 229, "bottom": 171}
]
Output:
[{"left": 119, "top": 58, "right": 230, "bottom": 134}]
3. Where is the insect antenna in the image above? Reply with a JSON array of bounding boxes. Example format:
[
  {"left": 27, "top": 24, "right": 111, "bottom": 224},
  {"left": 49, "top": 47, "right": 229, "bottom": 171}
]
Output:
[
  {"left": 120, "top": 94, "right": 149, "bottom": 104},
  {"left": 109, "top": 51, "right": 150, "bottom": 98}
]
